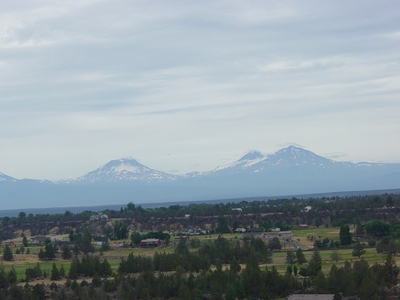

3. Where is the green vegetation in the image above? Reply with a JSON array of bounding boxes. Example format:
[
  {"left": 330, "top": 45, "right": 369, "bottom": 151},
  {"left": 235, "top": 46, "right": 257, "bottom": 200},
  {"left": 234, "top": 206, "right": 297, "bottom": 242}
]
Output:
[
  {"left": 0, "top": 194, "right": 400, "bottom": 298},
  {"left": 2, "top": 245, "right": 13, "bottom": 261}
]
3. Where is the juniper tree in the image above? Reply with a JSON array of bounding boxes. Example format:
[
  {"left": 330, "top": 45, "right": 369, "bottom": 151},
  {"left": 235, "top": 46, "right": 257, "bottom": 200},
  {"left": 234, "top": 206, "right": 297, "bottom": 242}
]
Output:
[{"left": 3, "top": 245, "right": 13, "bottom": 261}]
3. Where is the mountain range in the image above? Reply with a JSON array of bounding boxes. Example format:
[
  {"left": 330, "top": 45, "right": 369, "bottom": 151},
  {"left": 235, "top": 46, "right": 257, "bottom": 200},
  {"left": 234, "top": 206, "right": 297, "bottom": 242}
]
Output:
[{"left": 1, "top": 146, "right": 400, "bottom": 209}]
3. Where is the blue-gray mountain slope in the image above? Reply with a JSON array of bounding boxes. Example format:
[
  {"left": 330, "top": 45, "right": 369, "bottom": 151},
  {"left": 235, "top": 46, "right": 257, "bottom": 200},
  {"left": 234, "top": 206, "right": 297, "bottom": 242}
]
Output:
[{"left": 0, "top": 146, "right": 399, "bottom": 209}]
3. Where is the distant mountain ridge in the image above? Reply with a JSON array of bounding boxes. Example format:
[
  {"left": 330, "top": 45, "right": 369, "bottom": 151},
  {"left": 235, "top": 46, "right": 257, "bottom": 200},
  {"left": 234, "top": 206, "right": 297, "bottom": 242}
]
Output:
[{"left": 0, "top": 146, "right": 399, "bottom": 209}]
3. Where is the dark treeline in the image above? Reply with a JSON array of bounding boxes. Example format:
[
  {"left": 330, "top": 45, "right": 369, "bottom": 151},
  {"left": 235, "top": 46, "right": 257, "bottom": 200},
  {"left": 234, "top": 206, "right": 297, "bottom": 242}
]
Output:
[
  {"left": 1, "top": 193, "right": 400, "bottom": 239},
  {"left": 1, "top": 237, "right": 400, "bottom": 299},
  {"left": 121, "top": 236, "right": 271, "bottom": 274}
]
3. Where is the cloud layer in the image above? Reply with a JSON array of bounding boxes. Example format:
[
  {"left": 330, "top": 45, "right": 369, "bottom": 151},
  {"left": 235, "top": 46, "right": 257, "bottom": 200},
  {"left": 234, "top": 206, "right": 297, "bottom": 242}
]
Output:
[{"left": 1, "top": 0, "right": 399, "bottom": 180}]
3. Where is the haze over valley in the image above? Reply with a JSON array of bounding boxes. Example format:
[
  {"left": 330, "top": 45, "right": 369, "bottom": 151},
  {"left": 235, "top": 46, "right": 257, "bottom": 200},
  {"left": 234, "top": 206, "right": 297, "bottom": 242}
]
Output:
[{"left": 1, "top": 146, "right": 399, "bottom": 210}]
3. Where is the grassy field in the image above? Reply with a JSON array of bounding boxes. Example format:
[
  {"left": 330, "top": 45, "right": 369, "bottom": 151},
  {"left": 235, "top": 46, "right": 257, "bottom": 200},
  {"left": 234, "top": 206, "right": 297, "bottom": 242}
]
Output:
[
  {"left": 268, "top": 247, "right": 386, "bottom": 274},
  {"left": 0, "top": 229, "right": 389, "bottom": 282},
  {"left": 292, "top": 227, "right": 342, "bottom": 240}
]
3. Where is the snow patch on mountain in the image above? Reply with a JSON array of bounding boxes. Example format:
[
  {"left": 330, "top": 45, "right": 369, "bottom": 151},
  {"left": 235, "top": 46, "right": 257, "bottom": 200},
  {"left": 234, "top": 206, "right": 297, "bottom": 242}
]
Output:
[
  {"left": 0, "top": 172, "right": 16, "bottom": 182},
  {"left": 211, "top": 150, "right": 267, "bottom": 172}
]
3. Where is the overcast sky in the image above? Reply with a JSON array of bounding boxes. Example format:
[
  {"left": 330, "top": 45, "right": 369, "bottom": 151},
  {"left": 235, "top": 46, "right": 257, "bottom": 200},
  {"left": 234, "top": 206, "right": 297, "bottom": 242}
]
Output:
[{"left": 1, "top": 0, "right": 399, "bottom": 180}]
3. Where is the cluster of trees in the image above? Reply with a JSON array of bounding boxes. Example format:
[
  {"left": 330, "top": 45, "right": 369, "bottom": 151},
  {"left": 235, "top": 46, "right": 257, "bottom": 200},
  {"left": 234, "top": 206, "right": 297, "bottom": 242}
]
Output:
[
  {"left": 116, "top": 259, "right": 300, "bottom": 300},
  {"left": 198, "top": 236, "right": 272, "bottom": 265},
  {"left": 0, "top": 235, "right": 400, "bottom": 299},
  {"left": 316, "top": 255, "right": 399, "bottom": 299},
  {"left": 38, "top": 241, "right": 57, "bottom": 260},
  {"left": 119, "top": 236, "right": 272, "bottom": 275},
  {"left": 26, "top": 262, "right": 70, "bottom": 283},
  {"left": 2, "top": 193, "right": 400, "bottom": 242},
  {"left": 68, "top": 256, "right": 112, "bottom": 279},
  {"left": 2, "top": 246, "right": 13, "bottom": 261},
  {"left": 17, "top": 251, "right": 397, "bottom": 299},
  {"left": 68, "top": 229, "right": 95, "bottom": 254}
]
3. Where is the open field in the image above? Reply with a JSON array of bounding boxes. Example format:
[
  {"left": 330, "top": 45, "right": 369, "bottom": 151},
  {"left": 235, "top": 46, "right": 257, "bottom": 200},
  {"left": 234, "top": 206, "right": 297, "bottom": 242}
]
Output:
[
  {"left": 269, "top": 247, "right": 387, "bottom": 274},
  {"left": 4, "top": 246, "right": 387, "bottom": 281},
  {"left": 292, "top": 227, "right": 343, "bottom": 240},
  {"left": 1, "top": 228, "right": 391, "bottom": 284}
]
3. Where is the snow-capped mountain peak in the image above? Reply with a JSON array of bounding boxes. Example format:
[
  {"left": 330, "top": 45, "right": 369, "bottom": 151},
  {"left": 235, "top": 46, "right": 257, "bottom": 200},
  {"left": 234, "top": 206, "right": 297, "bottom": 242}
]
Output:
[
  {"left": 99, "top": 158, "right": 144, "bottom": 173},
  {"left": 263, "top": 146, "right": 332, "bottom": 167},
  {"left": 0, "top": 172, "right": 16, "bottom": 182},
  {"left": 210, "top": 150, "right": 267, "bottom": 173},
  {"left": 60, "top": 157, "right": 178, "bottom": 183}
]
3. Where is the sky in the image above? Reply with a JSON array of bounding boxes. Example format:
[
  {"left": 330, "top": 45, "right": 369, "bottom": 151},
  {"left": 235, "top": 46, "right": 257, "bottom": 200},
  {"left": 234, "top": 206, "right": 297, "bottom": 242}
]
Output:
[{"left": 1, "top": 0, "right": 399, "bottom": 180}]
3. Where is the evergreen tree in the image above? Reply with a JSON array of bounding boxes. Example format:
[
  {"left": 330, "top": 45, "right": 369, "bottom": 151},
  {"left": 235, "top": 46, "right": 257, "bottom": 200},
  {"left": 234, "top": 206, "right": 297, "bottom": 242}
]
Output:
[
  {"left": 79, "top": 228, "right": 94, "bottom": 254},
  {"left": 234, "top": 279, "right": 246, "bottom": 300},
  {"left": 314, "top": 270, "right": 327, "bottom": 293},
  {"left": 7, "top": 267, "right": 17, "bottom": 284},
  {"left": 0, "top": 267, "right": 10, "bottom": 290},
  {"left": 32, "top": 283, "right": 46, "bottom": 300},
  {"left": 225, "top": 283, "right": 237, "bottom": 300},
  {"left": 51, "top": 263, "right": 61, "bottom": 281},
  {"left": 307, "top": 248, "right": 322, "bottom": 277},
  {"left": 230, "top": 257, "right": 241, "bottom": 274},
  {"left": 340, "top": 225, "right": 352, "bottom": 246},
  {"left": 100, "top": 258, "right": 112, "bottom": 277},
  {"left": 268, "top": 237, "right": 282, "bottom": 250},
  {"left": 296, "top": 248, "right": 307, "bottom": 264},
  {"left": 286, "top": 251, "right": 296, "bottom": 265},
  {"left": 178, "top": 283, "right": 191, "bottom": 300},
  {"left": 38, "top": 243, "right": 56, "bottom": 260},
  {"left": 61, "top": 244, "right": 72, "bottom": 259},
  {"left": 68, "top": 258, "right": 80, "bottom": 279},
  {"left": 216, "top": 216, "right": 230, "bottom": 234},
  {"left": 175, "top": 238, "right": 189, "bottom": 255},
  {"left": 242, "top": 257, "right": 262, "bottom": 298},
  {"left": 59, "top": 265, "right": 65, "bottom": 277},
  {"left": 3, "top": 245, "right": 13, "bottom": 261},
  {"left": 8, "top": 283, "right": 24, "bottom": 300},
  {"left": 22, "top": 235, "right": 28, "bottom": 247}
]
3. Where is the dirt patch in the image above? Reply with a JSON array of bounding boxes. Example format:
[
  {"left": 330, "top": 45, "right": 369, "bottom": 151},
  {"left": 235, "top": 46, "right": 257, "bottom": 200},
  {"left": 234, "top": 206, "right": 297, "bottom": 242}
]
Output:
[
  {"left": 2, "top": 254, "right": 45, "bottom": 265},
  {"left": 294, "top": 236, "right": 314, "bottom": 249}
]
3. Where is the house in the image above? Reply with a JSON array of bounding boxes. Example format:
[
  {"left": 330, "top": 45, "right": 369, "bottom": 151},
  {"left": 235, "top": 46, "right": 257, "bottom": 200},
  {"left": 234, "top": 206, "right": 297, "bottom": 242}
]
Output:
[
  {"left": 30, "top": 236, "right": 49, "bottom": 244},
  {"left": 242, "top": 232, "right": 264, "bottom": 240},
  {"left": 140, "top": 238, "right": 162, "bottom": 248},
  {"left": 297, "top": 224, "right": 310, "bottom": 229},
  {"left": 89, "top": 213, "right": 109, "bottom": 221},
  {"left": 232, "top": 208, "right": 242, "bottom": 212},
  {"left": 247, "top": 228, "right": 262, "bottom": 232},
  {"left": 304, "top": 206, "right": 312, "bottom": 212},
  {"left": 235, "top": 227, "right": 246, "bottom": 233},
  {"left": 288, "top": 294, "right": 334, "bottom": 300},
  {"left": 278, "top": 231, "right": 294, "bottom": 239},
  {"left": 2, "top": 240, "right": 14, "bottom": 247}
]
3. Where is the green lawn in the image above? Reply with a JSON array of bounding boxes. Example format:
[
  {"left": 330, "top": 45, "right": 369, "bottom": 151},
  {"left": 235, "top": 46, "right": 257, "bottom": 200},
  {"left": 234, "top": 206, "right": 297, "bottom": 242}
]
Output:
[
  {"left": 292, "top": 227, "right": 343, "bottom": 240},
  {"left": 269, "top": 246, "right": 386, "bottom": 274},
  {"left": 3, "top": 261, "right": 71, "bottom": 280}
]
